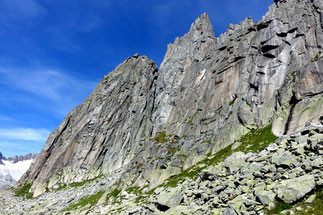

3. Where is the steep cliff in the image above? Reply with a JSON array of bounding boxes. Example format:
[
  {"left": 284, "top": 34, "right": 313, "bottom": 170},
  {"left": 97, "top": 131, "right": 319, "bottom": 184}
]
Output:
[{"left": 16, "top": 0, "right": 323, "bottom": 208}]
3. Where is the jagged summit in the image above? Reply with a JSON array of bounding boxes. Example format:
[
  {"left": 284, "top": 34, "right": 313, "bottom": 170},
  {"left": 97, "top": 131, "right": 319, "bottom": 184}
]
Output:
[
  {"left": 2, "top": 0, "right": 322, "bottom": 214},
  {"left": 188, "top": 13, "right": 215, "bottom": 42}
]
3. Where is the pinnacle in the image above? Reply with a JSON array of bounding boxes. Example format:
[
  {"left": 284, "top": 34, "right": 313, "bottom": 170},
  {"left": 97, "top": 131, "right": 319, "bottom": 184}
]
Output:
[{"left": 189, "top": 12, "right": 215, "bottom": 40}]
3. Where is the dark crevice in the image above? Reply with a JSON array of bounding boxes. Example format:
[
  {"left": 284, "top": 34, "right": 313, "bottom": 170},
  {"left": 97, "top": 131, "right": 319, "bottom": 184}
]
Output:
[
  {"left": 237, "top": 114, "right": 245, "bottom": 126},
  {"left": 218, "top": 46, "right": 227, "bottom": 51},
  {"left": 277, "top": 32, "right": 287, "bottom": 37},
  {"left": 261, "top": 45, "right": 279, "bottom": 53},
  {"left": 283, "top": 40, "right": 291, "bottom": 46},
  {"left": 283, "top": 94, "right": 301, "bottom": 135},
  {"left": 156, "top": 203, "right": 170, "bottom": 212},
  {"left": 250, "top": 83, "right": 258, "bottom": 91},
  {"left": 295, "top": 33, "right": 305, "bottom": 38},
  {"left": 287, "top": 27, "right": 298, "bottom": 34},
  {"left": 232, "top": 56, "right": 245, "bottom": 62},
  {"left": 263, "top": 53, "right": 276, "bottom": 58},
  {"left": 214, "top": 80, "right": 223, "bottom": 87},
  {"left": 257, "top": 20, "right": 272, "bottom": 31}
]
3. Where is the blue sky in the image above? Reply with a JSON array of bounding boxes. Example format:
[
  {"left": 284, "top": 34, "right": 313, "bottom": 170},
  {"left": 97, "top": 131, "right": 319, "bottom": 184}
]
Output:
[{"left": 0, "top": 0, "right": 272, "bottom": 157}]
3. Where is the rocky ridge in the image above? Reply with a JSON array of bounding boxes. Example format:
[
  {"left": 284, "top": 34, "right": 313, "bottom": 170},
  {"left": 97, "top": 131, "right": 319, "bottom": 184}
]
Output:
[
  {"left": 4, "top": 153, "right": 38, "bottom": 164},
  {"left": 1, "top": 0, "right": 322, "bottom": 214}
]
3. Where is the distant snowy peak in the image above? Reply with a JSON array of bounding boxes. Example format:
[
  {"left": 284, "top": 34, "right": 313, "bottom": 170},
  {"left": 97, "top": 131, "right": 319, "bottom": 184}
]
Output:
[
  {"left": 0, "top": 159, "right": 34, "bottom": 181},
  {"left": 4, "top": 153, "right": 38, "bottom": 164},
  {"left": 0, "top": 152, "right": 3, "bottom": 165},
  {"left": 0, "top": 152, "right": 37, "bottom": 190}
]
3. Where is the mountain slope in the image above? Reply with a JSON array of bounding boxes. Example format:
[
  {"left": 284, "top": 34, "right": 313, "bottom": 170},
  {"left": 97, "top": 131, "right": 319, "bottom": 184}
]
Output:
[
  {"left": 1, "top": 0, "right": 321, "bottom": 214},
  {"left": 19, "top": 0, "right": 323, "bottom": 199}
]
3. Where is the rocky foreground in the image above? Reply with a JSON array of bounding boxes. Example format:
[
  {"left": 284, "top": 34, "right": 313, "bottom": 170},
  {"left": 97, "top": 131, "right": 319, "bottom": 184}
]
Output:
[
  {"left": 0, "top": 0, "right": 322, "bottom": 214},
  {"left": 0, "top": 121, "right": 322, "bottom": 214}
]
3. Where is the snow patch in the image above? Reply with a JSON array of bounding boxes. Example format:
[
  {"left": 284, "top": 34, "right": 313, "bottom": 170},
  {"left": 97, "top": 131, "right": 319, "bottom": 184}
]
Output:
[{"left": 0, "top": 160, "right": 33, "bottom": 181}]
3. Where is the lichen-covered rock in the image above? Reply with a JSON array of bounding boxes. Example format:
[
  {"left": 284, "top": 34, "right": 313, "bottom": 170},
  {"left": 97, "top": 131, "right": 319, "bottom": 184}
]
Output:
[
  {"left": 156, "top": 187, "right": 183, "bottom": 209},
  {"left": 275, "top": 175, "right": 316, "bottom": 203},
  {"left": 223, "top": 152, "right": 247, "bottom": 175},
  {"left": 256, "top": 190, "right": 276, "bottom": 206}
]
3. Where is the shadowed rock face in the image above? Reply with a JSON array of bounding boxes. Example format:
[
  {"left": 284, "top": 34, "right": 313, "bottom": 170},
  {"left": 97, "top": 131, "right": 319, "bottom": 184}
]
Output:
[{"left": 20, "top": 0, "right": 323, "bottom": 196}]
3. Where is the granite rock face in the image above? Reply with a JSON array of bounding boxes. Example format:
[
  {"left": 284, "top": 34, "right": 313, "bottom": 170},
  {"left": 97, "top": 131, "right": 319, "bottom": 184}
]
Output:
[{"left": 17, "top": 0, "right": 323, "bottom": 203}]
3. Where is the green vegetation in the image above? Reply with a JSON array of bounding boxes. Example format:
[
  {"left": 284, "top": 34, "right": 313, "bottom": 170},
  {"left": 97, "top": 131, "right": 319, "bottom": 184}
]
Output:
[
  {"left": 202, "top": 139, "right": 212, "bottom": 144},
  {"left": 265, "top": 200, "right": 292, "bottom": 214},
  {"left": 135, "top": 125, "right": 278, "bottom": 205},
  {"left": 106, "top": 189, "right": 121, "bottom": 201},
  {"left": 177, "top": 153, "right": 187, "bottom": 158},
  {"left": 126, "top": 185, "right": 148, "bottom": 198},
  {"left": 200, "top": 117, "right": 208, "bottom": 122},
  {"left": 152, "top": 131, "right": 168, "bottom": 143},
  {"left": 233, "top": 124, "right": 278, "bottom": 154},
  {"left": 185, "top": 110, "right": 199, "bottom": 124},
  {"left": 126, "top": 186, "right": 142, "bottom": 195},
  {"left": 167, "top": 146, "right": 180, "bottom": 154},
  {"left": 151, "top": 131, "right": 179, "bottom": 144},
  {"left": 54, "top": 174, "right": 103, "bottom": 191},
  {"left": 13, "top": 184, "right": 33, "bottom": 199},
  {"left": 64, "top": 191, "right": 105, "bottom": 211},
  {"left": 309, "top": 53, "right": 323, "bottom": 62},
  {"left": 141, "top": 124, "right": 278, "bottom": 200},
  {"left": 265, "top": 188, "right": 323, "bottom": 214},
  {"left": 305, "top": 189, "right": 323, "bottom": 215},
  {"left": 70, "top": 175, "right": 103, "bottom": 188},
  {"left": 229, "top": 97, "right": 237, "bottom": 105}
]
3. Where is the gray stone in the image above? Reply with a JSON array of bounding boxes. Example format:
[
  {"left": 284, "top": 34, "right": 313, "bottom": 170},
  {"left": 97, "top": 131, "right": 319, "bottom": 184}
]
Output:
[
  {"left": 156, "top": 187, "right": 183, "bottom": 208},
  {"left": 223, "top": 208, "right": 237, "bottom": 215},
  {"left": 271, "top": 151, "right": 298, "bottom": 168},
  {"left": 275, "top": 175, "right": 316, "bottom": 203},
  {"left": 256, "top": 191, "right": 276, "bottom": 206},
  {"left": 305, "top": 194, "right": 316, "bottom": 204},
  {"left": 223, "top": 152, "right": 247, "bottom": 175}
]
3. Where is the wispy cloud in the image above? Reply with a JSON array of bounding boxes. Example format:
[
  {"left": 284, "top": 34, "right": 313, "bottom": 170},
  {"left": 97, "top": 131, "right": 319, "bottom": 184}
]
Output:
[
  {"left": 0, "top": 115, "right": 11, "bottom": 122},
  {"left": 0, "top": 66, "right": 97, "bottom": 116},
  {"left": 0, "top": 140, "right": 44, "bottom": 157},
  {"left": 0, "top": 128, "right": 50, "bottom": 142},
  {"left": 0, "top": 128, "right": 50, "bottom": 157},
  {"left": 0, "top": 0, "right": 46, "bottom": 27}
]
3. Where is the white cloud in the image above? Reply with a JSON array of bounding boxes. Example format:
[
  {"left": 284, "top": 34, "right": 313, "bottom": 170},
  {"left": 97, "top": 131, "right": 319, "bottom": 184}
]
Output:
[
  {"left": 0, "top": 140, "right": 43, "bottom": 157},
  {"left": 0, "top": 66, "right": 98, "bottom": 116},
  {"left": 0, "top": 128, "right": 50, "bottom": 143}
]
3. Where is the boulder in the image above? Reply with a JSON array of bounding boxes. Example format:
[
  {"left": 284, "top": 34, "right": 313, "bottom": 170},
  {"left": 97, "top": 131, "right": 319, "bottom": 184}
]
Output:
[
  {"left": 156, "top": 187, "right": 184, "bottom": 209},
  {"left": 275, "top": 175, "right": 315, "bottom": 203},
  {"left": 255, "top": 190, "right": 276, "bottom": 206},
  {"left": 223, "top": 152, "right": 247, "bottom": 175}
]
